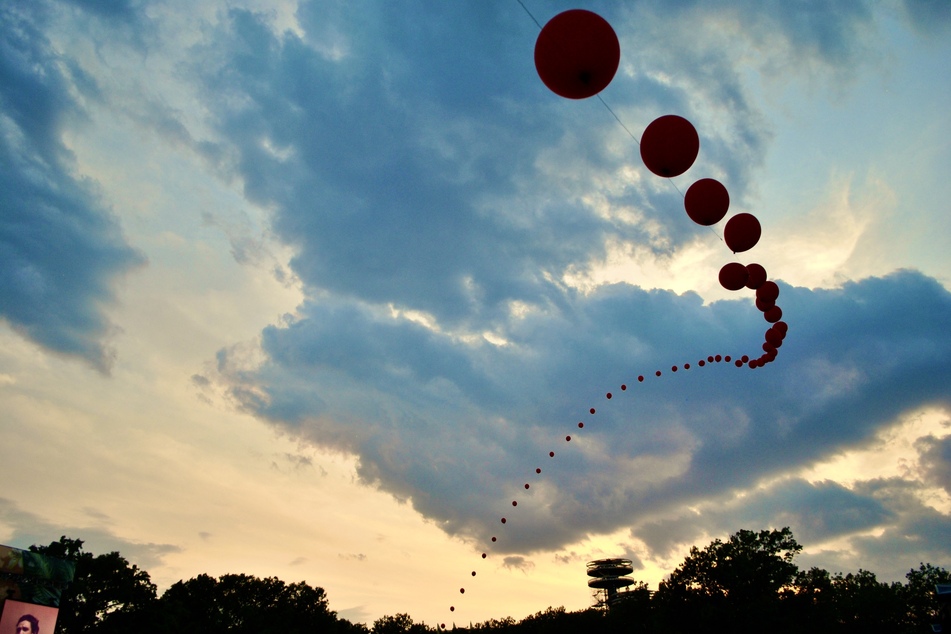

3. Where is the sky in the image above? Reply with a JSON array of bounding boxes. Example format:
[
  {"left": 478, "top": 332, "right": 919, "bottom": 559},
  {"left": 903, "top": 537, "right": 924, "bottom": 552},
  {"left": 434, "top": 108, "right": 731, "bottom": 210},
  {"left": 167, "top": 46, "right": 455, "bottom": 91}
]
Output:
[{"left": 2, "top": 0, "right": 951, "bottom": 627}]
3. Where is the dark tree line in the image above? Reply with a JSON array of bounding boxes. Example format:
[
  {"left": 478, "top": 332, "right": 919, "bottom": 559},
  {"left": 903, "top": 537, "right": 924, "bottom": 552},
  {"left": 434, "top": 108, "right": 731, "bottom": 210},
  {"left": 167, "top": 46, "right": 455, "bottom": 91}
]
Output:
[{"left": 24, "top": 530, "right": 951, "bottom": 633}]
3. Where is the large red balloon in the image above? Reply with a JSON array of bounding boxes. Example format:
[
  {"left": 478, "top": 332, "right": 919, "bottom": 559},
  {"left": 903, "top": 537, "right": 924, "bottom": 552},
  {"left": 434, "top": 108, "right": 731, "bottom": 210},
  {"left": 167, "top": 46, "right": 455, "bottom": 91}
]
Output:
[
  {"left": 756, "top": 281, "right": 780, "bottom": 303},
  {"left": 534, "top": 10, "right": 620, "bottom": 100},
  {"left": 718, "top": 262, "right": 749, "bottom": 291},
  {"left": 640, "top": 115, "right": 699, "bottom": 177},
  {"left": 745, "top": 263, "right": 767, "bottom": 289},
  {"left": 684, "top": 178, "right": 729, "bottom": 225},
  {"left": 723, "top": 213, "right": 761, "bottom": 253}
]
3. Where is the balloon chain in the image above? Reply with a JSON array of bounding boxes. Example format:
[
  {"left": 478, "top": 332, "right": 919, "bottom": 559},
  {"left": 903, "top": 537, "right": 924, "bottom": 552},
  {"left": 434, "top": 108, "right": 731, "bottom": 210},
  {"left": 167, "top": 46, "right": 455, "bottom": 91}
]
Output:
[{"left": 437, "top": 7, "right": 790, "bottom": 628}]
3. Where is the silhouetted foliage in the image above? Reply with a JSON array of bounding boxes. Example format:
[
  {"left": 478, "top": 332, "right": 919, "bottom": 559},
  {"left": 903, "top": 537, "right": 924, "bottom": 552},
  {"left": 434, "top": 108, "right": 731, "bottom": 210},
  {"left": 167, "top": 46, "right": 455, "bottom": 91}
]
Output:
[
  {"left": 24, "top": 531, "right": 949, "bottom": 634},
  {"left": 371, "top": 612, "right": 433, "bottom": 633},
  {"left": 29, "top": 536, "right": 156, "bottom": 634},
  {"left": 653, "top": 527, "right": 801, "bottom": 632}
]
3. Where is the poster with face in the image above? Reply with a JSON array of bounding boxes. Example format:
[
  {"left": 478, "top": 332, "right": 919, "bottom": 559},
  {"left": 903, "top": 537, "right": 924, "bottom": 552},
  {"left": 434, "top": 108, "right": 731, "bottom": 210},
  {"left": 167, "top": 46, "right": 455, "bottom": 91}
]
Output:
[{"left": 0, "top": 600, "right": 59, "bottom": 634}]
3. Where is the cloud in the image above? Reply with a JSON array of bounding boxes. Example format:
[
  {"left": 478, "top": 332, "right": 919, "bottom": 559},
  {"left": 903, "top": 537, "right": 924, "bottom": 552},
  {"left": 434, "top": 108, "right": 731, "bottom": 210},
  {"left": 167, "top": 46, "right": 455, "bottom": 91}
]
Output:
[
  {"left": 637, "top": 477, "right": 895, "bottom": 557},
  {"left": 214, "top": 269, "right": 951, "bottom": 559},
  {"left": 898, "top": 0, "right": 951, "bottom": 37},
  {"left": 171, "top": 3, "right": 951, "bottom": 583},
  {"left": 915, "top": 432, "right": 951, "bottom": 495},
  {"left": 502, "top": 555, "right": 534, "bottom": 572},
  {"left": 0, "top": 2, "right": 144, "bottom": 372},
  {"left": 0, "top": 497, "right": 181, "bottom": 571}
]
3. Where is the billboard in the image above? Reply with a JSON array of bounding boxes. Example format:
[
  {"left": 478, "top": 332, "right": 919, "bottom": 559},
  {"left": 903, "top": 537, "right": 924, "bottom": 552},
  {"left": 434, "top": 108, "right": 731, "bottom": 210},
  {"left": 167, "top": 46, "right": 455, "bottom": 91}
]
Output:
[
  {"left": 0, "top": 599, "right": 60, "bottom": 634},
  {"left": 0, "top": 545, "right": 74, "bottom": 608}
]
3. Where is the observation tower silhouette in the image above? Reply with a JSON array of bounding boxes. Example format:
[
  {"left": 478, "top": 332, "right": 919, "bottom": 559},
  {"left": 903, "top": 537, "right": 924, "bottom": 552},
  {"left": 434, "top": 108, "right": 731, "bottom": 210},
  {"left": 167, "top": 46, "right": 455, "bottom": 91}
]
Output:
[{"left": 586, "top": 558, "right": 635, "bottom": 608}]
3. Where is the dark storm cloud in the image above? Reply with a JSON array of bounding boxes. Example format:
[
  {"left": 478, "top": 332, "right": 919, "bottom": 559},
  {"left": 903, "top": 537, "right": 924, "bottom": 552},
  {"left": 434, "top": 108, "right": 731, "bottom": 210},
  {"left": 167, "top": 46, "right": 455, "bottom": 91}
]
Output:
[
  {"left": 917, "top": 433, "right": 951, "bottom": 494},
  {"left": 637, "top": 478, "right": 895, "bottom": 557},
  {"left": 0, "top": 3, "right": 143, "bottom": 372},
  {"left": 217, "top": 270, "right": 951, "bottom": 554},
  {"left": 815, "top": 477, "right": 951, "bottom": 581},
  {"left": 198, "top": 0, "right": 948, "bottom": 569},
  {"left": 189, "top": 1, "right": 793, "bottom": 332}
]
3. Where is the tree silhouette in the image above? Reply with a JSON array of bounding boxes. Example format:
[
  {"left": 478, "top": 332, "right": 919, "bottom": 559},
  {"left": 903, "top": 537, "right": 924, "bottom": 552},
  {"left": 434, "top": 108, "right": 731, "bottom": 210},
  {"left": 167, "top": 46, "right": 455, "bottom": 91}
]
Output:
[
  {"left": 29, "top": 537, "right": 156, "bottom": 634},
  {"left": 654, "top": 527, "right": 801, "bottom": 632}
]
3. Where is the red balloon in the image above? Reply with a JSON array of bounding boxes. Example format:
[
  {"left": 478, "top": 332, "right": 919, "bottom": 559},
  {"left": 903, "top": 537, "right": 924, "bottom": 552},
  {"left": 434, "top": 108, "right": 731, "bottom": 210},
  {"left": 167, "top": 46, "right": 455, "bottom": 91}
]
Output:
[
  {"left": 684, "top": 178, "right": 729, "bottom": 225},
  {"left": 723, "top": 213, "right": 761, "bottom": 253},
  {"left": 640, "top": 115, "right": 700, "bottom": 177},
  {"left": 745, "top": 263, "right": 767, "bottom": 289},
  {"left": 719, "top": 262, "right": 749, "bottom": 291},
  {"left": 756, "top": 281, "right": 780, "bottom": 303},
  {"left": 773, "top": 320, "right": 788, "bottom": 333},
  {"left": 534, "top": 10, "right": 620, "bottom": 100},
  {"left": 755, "top": 296, "right": 775, "bottom": 312},
  {"left": 764, "top": 306, "right": 783, "bottom": 323}
]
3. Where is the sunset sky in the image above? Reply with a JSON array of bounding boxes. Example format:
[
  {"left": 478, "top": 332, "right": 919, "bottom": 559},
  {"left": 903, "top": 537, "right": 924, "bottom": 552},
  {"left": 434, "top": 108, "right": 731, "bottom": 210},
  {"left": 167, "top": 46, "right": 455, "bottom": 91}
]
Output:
[{"left": 2, "top": 0, "right": 950, "bottom": 627}]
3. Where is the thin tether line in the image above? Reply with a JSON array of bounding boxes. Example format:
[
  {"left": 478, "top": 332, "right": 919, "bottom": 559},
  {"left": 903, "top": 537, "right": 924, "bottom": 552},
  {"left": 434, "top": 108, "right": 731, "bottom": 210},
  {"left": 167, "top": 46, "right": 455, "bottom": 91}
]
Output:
[
  {"left": 516, "top": 0, "right": 542, "bottom": 30},
  {"left": 516, "top": 0, "right": 724, "bottom": 245}
]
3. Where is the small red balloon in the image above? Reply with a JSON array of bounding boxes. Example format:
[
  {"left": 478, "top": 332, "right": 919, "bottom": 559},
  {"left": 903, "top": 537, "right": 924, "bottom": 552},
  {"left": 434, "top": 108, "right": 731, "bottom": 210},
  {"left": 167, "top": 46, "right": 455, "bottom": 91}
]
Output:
[
  {"left": 756, "top": 281, "right": 780, "bottom": 303},
  {"left": 724, "top": 213, "right": 762, "bottom": 253},
  {"left": 765, "top": 329, "right": 783, "bottom": 347},
  {"left": 765, "top": 306, "right": 783, "bottom": 323},
  {"left": 640, "top": 115, "right": 700, "bottom": 177},
  {"left": 719, "top": 262, "right": 750, "bottom": 291},
  {"left": 534, "top": 10, "right": 620, "bottom": 100},
  {"left": 684, "top": 178, "right": 729, "bottom": 225},
  {"left": 745, "top": 263, "right": 767, "bottom": 289},
  {"left": 755, "top": 296, "right": 775, "bottom": 312}
]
